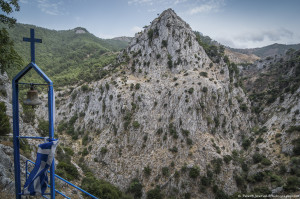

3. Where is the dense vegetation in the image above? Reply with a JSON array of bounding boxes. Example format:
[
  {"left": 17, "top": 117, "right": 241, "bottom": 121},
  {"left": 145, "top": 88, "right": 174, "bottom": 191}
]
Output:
[
  {"left": 246, "top": 49, "right": 300, "bottom": 115},
  {"left": 194, "top": 31, "right": 225, "bottom": 63},
  {"left": 1, "top": 23, "right": 129, "bottom": 86},
  {"left": 0, "top": 102, "right": 10, "bottom": 136},
  {"left": 0, "top": 0, "right": 22, "bottom": 73}
]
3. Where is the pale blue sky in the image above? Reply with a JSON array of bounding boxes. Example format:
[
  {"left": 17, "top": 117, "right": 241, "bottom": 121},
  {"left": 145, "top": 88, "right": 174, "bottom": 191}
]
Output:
[{"left": 11, "top": 0, "right": 300, "bottom": 48}]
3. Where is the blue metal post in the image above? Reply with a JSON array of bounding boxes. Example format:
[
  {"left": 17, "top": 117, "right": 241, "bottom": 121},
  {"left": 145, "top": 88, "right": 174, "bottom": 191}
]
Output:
[
  {"left": 48, "top": 83, "right": 55, "bottom": 199},
  {"left": 12, "top": 81, "right": 21, "bottom": 199}
]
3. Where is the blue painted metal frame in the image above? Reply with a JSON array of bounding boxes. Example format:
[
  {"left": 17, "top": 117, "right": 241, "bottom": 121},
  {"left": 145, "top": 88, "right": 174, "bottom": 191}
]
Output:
[
  {"left": 26, "top": 160, "right": 98, "bottom": 199},
  {"left": 13, "top": 28, "right": 98, "bottom": 199},
  {"left": 12, "top": 29, "right": 55, "bottom": 199}
]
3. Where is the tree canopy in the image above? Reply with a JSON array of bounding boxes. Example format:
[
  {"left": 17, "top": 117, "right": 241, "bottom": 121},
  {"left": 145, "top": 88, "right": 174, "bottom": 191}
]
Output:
[{"left": 0, "top": 0, "right": 22, "bottom": 73}]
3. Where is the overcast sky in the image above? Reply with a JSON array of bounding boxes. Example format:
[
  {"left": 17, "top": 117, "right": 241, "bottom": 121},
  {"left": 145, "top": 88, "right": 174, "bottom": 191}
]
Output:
[{"left": 11, "top": 0, "right": 300, "bottom": 48}]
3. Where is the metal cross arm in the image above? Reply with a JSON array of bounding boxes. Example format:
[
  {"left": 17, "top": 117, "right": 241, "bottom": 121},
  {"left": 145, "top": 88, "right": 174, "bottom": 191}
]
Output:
[{"left": 23, "top": 28, "right": 42, "bottom": 63}]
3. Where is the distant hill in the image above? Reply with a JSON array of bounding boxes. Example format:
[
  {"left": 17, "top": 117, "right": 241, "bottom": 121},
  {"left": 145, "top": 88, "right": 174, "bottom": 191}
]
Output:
[
  {"left": 1, "top": 23, "right": 129, "bottom": 86},
  {"left": 230, "top": 43, "right": 300, "bottom": 58},
  {"left": 112, "top": 36, "right": 132, "bottom": 43}
]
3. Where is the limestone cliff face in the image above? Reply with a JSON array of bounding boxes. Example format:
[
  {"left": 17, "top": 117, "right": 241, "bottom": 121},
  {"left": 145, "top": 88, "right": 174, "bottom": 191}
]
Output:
[
  {"left": 123, "top": 9, "right": 210, "bottom": 77},
  {"left": 40, "top": 9, "right": 253, "bottom": 198},
  {"left": 241, "top": 52, "right": 300, "bottom": 174},
  {"left": 0, "top": 72, "right": 39, "bottom": 196}
]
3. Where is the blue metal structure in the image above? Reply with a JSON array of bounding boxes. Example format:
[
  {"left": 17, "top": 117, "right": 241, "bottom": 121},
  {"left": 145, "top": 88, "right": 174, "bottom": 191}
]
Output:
[
  {"left": 26, "top": 160, "right": 98, "bottom": 199},
  {"left": 12, "top": 28, "right": 55, "bottom": 199},
  {"left": 13, "top": 28, "right": 99, "bottom": 199}
]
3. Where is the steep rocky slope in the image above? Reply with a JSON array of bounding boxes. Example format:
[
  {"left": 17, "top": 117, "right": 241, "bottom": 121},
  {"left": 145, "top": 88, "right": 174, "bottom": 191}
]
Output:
[{"left": 35, "top": 9, "right": 254, "bottom": 198}]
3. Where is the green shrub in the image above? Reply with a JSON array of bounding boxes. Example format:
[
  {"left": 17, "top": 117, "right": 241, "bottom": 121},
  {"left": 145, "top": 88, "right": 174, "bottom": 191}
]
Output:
[
  {"left": 200, "top": 72, "right": 208, "bottom": 77},
  {"left": 161, "top": 40, "right": 167, "bottom": 48},
  {"left": 38, "top": 119, "right": 48, "bottom": 137},
  {"left": 284, "top": 176, "right": 300, "bottom": 192},
  {"left": 201, "top": 176, "right": 210, "bottom": 186},
  {"left": 290, "top": 157, "right": 300, "bottom": 176},
  {"left": 162, "top": 167, "right": 169, "bottom": 177},
  {"left": 69, "top": 114, "right": 78, "bottom": 126},
  {"left": 146, "top": 186, "right": 163, "bottom": 199},
  {"left": 19, "top": 139, "right": 31, "bottom": 158},
  {"left": 187, "top": 138, "right": 193, "bottom": 145},
  {"left": 167, "top": 54, "right": 173, "bottom": 69},
  {"left": 64, "top": 147, "right": 74, "bottom": 156},
  {"left": 82, "top": 135, "right": 89, "bottom": 146},
  {"left": 242, "top": 138, "right": 251, "bottom": 150},
  {"left": 211, "top": 158, "right": 223, "bottom": 174},
  {"left": 188, "top": 88, "right": 194, "bottom": 94},
  {"left": 147, "top": 29, "right": 154, "bottom": 41},
  {"left": 132, "top": 121, "right": 140, "bottom": 129},
  {"left": 286, "top": 125, "right": 300, "bottom": 133},
  {"left": 189, "top": 166, "right": 200, "bottom": 179},
  {"left": 279, "top": 164, "right": 287, "bottom": 174},
  {"left": 202, "top": 87, "right": 208, "bottom": 93},
  {"left": 223, "top": 155, "right": 232, "bottom": 164},
  {"left": 144, "top": 166, "right": 151, "bottom": 177},
  {"left": 81, "top": 84, "right": 89, "bottom": 92},
  {"left": 105, "top": 82, "right": 110, "bottom": 90},
  {"left": 101, "top": 147, "right": 108, "bottom": 154},
  {"left": 22, "top": 104, "right": 35, "bottom": 124},
  {"left": 253, "top": 186, "right": 271, "bottom": 195},
  {"left": 261, "top": 158, "right": 272, "bottom": 166},
  {"left": 135, "top": 83, "right": 140, "bottom": 90},
  {"left": 215, "top": 190, "right": 229, "bottom": 199},
  {"left": 252, "top": 153, "right": 264, "bottom": 164},
  {"left": 181, "top": 129, "right": 190, "bottom": 137},
  {"left": 56, "top": 161, "right": 79, "bottom": 181},
  {"left": 241, "top": 162, "right": 249, "bottom": 172},
  {"left": 253, "top": 172, "right": 265, "bottom": 182},
  {"left": 156, "top": 128, "right": 163, "bottom": 135},
  {"left": 256, "top": 137, "right": 264, "bottom": 144},
  {"left": 270, "top": 174, "right": 282, "bottom": 186},
  {"left": 128, "top": 178, "right": 143, "bottom": 199},
  {"left": 82, "top": 148, "right": 89, "bottom": 156},
  {"left": 292, "top": 138, "right": 300, "bottom": 155},
  {"left": 168, "top": 123, "right": 178, "bottom": 139},
  {"left": 169, "top": 146, "right": 178, "bottom": 153},
  {"left": 240, "top": 103, "right": 248, "bottom": 112},
  {"left": 81, "top": 176, "right": 127, "bottom": 199},
  {"left": 235, "top": 175, "right": 245, "bottom": 189}
]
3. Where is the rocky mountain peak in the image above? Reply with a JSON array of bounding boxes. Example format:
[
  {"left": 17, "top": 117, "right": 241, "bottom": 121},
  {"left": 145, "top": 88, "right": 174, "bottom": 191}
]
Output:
[
  {"left": 74, "top": 27, "right": 88, "bottom": 34},
  {"left": 122, "top": 9, "right": 211, "bottom": 78}
]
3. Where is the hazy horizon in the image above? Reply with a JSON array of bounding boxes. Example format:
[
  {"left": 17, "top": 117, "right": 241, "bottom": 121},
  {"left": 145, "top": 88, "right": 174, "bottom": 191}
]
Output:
[{"left": 12, "top": 0, "right": 300, "bottom": 48}]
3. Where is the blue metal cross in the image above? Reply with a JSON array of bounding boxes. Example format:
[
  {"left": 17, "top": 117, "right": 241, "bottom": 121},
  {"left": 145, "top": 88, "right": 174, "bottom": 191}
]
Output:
[{"left": 23, "top": 28, "right": 42, "bottom": 63}]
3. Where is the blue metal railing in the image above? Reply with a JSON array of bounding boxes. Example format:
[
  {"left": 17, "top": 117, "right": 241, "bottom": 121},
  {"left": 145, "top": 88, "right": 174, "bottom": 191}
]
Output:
[{"left": 25, "top": 159, "right": 98, "bottom": 199}]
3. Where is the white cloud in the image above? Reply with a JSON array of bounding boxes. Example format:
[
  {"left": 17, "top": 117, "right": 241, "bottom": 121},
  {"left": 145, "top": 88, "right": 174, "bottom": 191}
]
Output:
[
  {"left": 188, "top": 0, "right": 225, "bottom": 15},
  {"left": 20, "top": 0, "right": 29, "bottom": 4},
  {"left": 214, "top": 28, "right": 297, "bottom": 48},
  {"left": 235, "top": 28, "right": 294, "bottom": 43},
  {"left": 147, "top": 8, "right": 157, "bottom": 12},
  {"left": 128, "top": 0, "right": 154, "bottom": 5},
  {"left": 37, "top": 0, "right": 64, "bottom": 15},
  {"left": 131, "top": 26, "right": 143, "bottom": 33},
  {"left": 128, "top": 0, "right": 187, "bottom": 6},
  {"left": 174, "top": 0, "right": 188, "bottom": 5}
]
